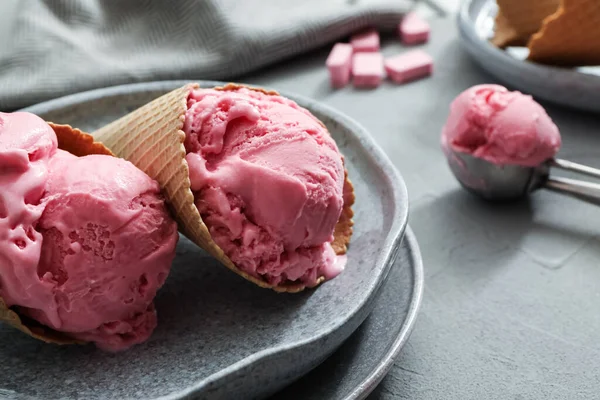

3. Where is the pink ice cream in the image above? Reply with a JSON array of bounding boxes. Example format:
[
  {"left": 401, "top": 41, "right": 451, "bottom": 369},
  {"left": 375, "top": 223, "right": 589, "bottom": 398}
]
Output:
[
  {"left": 184, "top": 87, "right": 345, "bottom": 287},
  {"left": 0, "top": 112, "right": 178, "bottom": 351},
  {"left": 441, "top": 84, "right": 561, "bottom": 167}
]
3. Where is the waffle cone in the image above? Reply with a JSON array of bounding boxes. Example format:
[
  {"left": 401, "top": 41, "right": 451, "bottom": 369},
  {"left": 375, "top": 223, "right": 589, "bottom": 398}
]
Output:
[
  {"left": 93, "top": 83, "right": 354, "bottom": 293},
  {"left": 528, "top": 0, "right": 600, "bottom": 66},
  {"left": 0, "top": 123, "right": 110, "bottom": 345},
  {"left": 492, "top": 0, "right": 560, "bottom": 48}
]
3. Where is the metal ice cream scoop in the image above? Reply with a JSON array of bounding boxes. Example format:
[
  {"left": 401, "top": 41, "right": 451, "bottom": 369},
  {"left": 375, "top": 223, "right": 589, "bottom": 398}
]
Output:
[{"left": 445, "top": 148, "right": 600, "bottom": 203}]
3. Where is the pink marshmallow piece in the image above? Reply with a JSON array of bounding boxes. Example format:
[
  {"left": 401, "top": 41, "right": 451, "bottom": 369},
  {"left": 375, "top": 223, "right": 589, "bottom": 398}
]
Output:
[
  {"left": 385, "top": 50, "right": 433, "bottom": 84},
  {"left": 326, "top": 43, "right": 354, "bottom": 88},
  {"left": 351, "top": 29, "right": 380, "bottom": 52},
  {"left": 399, "top": 12, "right": 430, "bottom": 45},
  {"left": 352, "top": 52, "right": 384, "bottom": 88}
]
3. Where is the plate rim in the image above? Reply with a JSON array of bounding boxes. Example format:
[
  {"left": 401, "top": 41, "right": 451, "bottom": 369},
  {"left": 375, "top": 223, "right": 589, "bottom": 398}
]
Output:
[
  {"left": 21, "top": 80, "right": 411, "bottom": 400},
  {"left": 457, "top": 0, "right": 600, "bottom": 113},
  {"left": 270, "top": 226, "right": 424, "bottom": 400},
  {"left": 345, "top": 227, "right": 423, "bottom": 400}
]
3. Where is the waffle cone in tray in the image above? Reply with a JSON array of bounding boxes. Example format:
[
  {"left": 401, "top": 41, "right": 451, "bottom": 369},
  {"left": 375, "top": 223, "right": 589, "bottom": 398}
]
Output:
[
  {"left": 0, "top": 123, "right": 112, "bottom": 345},
  {"left": 527, "top": 0, "right": 600, "bottom": 66},
  {"left": 492, "top": 0, "right": 560, "bottom": 48},
  {"left": 93, "top": 83, "right": 354, "bottom": 293}
]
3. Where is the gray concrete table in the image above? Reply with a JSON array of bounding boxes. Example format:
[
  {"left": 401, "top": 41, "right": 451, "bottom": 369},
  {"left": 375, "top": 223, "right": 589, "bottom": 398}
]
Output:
[{"left": 243, "top": 17, "right": 600, "bottom": 400}]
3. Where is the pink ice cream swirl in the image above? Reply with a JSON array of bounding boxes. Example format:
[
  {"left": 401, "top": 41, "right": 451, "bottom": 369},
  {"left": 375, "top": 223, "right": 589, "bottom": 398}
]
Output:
[
  {"left": 0, "top": 112, "right": 179, "bottom": 351},
  {"left": 184, "top": 87, "right": 346, "bottom": 287},
  {"left": 442, "top": 84, "right": 561, "bottom": 167}
]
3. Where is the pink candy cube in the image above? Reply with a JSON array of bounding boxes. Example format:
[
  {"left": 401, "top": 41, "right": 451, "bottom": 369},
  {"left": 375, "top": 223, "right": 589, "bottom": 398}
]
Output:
[
  {"left": 352, "top": 52, "right": 384, "bottom": 88},
  {"left": 385, "top": 50, "right": 433, "bottom": 84},
  {"left": 326, "top": 43, "right": 354, "bottom": 88},
  {"left": 399, "top": 12, "right": 430, "bottom": 45},
  {"left": 350, "top": 29, "right": 380, "bottom": 52}
]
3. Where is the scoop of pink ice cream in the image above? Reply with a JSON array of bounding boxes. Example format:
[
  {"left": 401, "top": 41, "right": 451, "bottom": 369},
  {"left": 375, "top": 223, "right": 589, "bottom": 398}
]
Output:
[
  {"left": 184, "top": 87, "right": 345, "bottom": 287},
  {"left": 0, "top": 112, "right": 178, "bottom": 351},
  {"left": 0, "top": 112, "right": 56, "bottom": 317},
  {"left": 441, "top": 84, "right": 561, "bottom": 167}
]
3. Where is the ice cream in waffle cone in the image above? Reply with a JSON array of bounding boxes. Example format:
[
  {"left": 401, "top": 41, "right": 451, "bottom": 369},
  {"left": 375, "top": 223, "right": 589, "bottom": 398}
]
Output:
[
  {"left": 0, "top": 123, "right": 111, "bottom": 346},
  {"left": 528, "top": 0, "right": 600, "bottom": 66},
  {"left": 492, "top": 0, "right": 560, "bottom": 48},
  {"left": 0, "top": 294, "right": 83, "bottom": 345},
  {"left": 93, "top": 83, "right": 354, "bottom": 293},
  {"left": 1, "top": 118, "right": 180, "bottom": 351}
]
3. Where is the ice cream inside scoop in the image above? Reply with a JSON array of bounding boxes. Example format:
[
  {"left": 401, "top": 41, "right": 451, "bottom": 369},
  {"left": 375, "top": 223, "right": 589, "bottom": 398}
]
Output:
[
  {"left": 0, "top": 112, "right": 178, "bottom": 351},
  {"left": 441, "top": 84, "right": 561, "bottom": 167},
  {"left": 184, "top": 87, "right": 346, "bottom": 287}
]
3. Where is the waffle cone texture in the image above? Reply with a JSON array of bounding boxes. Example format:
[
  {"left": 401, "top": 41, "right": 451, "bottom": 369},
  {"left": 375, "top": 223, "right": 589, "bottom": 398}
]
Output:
[
  {"left": 493, "top": 0, "right": 600, "bottom": 67},
  {"left": 527, "top": 0, "right": 600, "bottom": 66},
  {"left": 93, "top": 83, "right": 354, "bottom": 293},
  {"left": 492, "top": 0, "right": 560, "bottom": 48}
]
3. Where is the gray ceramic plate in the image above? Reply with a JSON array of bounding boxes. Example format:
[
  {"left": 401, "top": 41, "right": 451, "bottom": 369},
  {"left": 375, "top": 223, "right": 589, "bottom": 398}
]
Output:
[
  {"left": 0, "top": 81, "right": 411, "bottom": 400},
  {"left": 458, "top": 0, "right": 600, "bottom": 113},
  {"left": 270, "top": 228, "right": 423, "bottom": 400}
]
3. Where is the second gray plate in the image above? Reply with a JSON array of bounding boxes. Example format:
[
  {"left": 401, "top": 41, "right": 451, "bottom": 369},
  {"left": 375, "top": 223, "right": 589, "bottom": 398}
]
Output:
[
  {"left": 270, "top": 228, "right": 423, "bottom": 400},
  {"left": 0, "top": 81, "right": 413, "bottom": 400}
]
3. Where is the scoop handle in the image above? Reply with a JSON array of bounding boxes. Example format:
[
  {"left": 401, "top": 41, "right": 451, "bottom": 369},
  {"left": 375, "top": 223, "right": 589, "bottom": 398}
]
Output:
[
  {"left": 550, "top": 158, "right": 600, "bottom": 181},
  {"left": 544, "top": 177, "right": 600, "bottom": 205}
]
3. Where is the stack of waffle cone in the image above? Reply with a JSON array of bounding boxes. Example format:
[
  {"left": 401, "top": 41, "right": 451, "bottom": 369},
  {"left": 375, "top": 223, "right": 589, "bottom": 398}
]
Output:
[
  {"left": 0, "top": 123, "right": 112, "bottom": 345},
  {"left": 93, "top": 83, "right": 354, "bottom": 293},
  {"left": 492, "top": 0, "right": 560, "bottom": 48},
  {"left": 493, "top": 0, "right": 600, "bottom": 67},
  {"left": 527, "top": 0, "right": 600, "bottom": 66}
]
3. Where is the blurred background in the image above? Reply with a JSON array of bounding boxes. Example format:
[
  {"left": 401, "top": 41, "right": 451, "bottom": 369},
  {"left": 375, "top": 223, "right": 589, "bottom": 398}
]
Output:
[{"left": 0, "top": 0, "right": 457, "bottom": 110}]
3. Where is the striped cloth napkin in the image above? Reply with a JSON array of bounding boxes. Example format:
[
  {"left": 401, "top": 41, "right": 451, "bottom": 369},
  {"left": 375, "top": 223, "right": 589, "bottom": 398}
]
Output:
[{"left": 0, "top": 0, "right": 416, "bottom": 110}]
